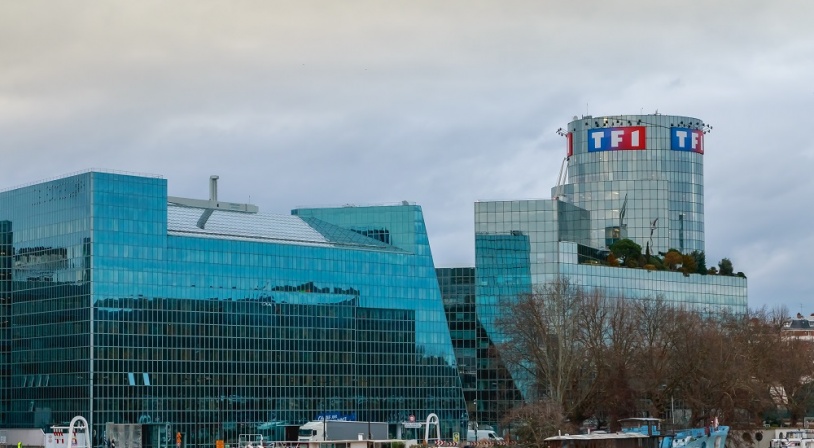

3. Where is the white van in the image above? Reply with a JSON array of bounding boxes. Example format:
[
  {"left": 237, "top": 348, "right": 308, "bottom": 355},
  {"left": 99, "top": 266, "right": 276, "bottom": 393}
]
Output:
[{"left": 467, "top": 430, "right": 503, "bottom": 442}]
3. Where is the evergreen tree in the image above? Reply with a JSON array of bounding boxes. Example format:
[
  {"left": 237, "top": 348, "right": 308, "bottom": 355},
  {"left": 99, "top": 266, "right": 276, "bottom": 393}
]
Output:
[
  {"left": 690, "top": 250, "right": 707, "bottom": 275},
  {"left": 609, "top": 239, "right": 642, "bottom": 266},
  {"left": 718, "top": 258, "right": 734, "bottom": 276}
]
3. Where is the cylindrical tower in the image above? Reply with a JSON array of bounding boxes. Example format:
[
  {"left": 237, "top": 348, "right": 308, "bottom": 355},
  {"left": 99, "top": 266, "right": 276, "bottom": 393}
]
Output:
[{"left": 555, "top": 113, "right": 707, "bottom": 254}]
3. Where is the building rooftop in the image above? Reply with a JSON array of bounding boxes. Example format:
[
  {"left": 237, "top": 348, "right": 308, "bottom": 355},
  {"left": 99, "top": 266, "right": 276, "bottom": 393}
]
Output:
[
  {"left": 784, "top": 313, "right": 814, "bottom": 329},
  {"left": 167, "top": 205, "right": 401, "bottom": 251}
]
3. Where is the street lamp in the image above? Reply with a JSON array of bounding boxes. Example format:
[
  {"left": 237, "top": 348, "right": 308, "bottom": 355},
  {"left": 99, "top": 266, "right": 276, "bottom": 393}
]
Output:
[
  {"left": 473, "top": 400, "right": 477, "bottom": 431},
  {"left": 322, "top": 380, "right": 327, "bottom": 441},
  {"left": 460, "top": 412, "right": 468, "bottom": 445}
]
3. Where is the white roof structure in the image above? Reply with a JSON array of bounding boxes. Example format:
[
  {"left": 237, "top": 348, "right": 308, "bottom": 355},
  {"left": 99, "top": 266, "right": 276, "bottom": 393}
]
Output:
[{"left": 167, "top": 205, "right": 401, "bottom": 251}]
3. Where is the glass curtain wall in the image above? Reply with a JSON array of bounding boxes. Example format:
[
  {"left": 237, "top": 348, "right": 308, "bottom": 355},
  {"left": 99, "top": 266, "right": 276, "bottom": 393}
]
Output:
[{"left": 1, "top": 172, "right": 467, "bottom": 447}]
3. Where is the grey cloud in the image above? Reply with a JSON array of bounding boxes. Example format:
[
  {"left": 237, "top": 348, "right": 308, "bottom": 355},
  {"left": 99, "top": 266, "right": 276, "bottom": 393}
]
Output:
[{"left": 2, "top": 0, "right": 814, "bottom": 312}]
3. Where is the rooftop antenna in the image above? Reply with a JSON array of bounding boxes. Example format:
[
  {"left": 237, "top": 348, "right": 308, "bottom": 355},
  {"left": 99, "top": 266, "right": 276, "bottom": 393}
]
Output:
[{"left": 553, "top": 157, "right": 569, "bottom": 201}]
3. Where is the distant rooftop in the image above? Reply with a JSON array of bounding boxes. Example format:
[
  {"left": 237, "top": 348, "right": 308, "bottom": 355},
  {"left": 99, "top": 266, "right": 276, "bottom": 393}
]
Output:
[{"left": 784, "top": 313, "right": 814, "bottom": 330}]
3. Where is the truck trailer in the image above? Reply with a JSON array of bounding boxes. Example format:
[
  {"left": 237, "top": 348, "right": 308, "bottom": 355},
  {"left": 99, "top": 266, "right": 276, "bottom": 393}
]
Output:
[{"left": 298, "top": 421, "right": 388, "bottom": 442}]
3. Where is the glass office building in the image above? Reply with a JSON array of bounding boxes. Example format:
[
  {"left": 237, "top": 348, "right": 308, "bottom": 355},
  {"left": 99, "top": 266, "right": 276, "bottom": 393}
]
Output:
[
  {"left": 0, "top": 171, "right": 466, "bottom": 446},
  {"left": 559, "top": 114, "right": 707, "bottom": 252},
  {"left": 471, "top": 114, "right": 748, "bottom": 430}
]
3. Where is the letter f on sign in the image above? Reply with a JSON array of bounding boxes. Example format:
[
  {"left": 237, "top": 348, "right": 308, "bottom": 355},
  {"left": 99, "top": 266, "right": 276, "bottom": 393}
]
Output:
[{"left": 611, "top": 130, "right": 624, "bottom": 148}]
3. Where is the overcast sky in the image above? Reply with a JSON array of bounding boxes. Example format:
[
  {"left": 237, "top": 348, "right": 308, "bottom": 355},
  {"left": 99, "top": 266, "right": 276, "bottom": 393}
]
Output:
[{"left": 2, "top": 1, "right": 812, "bottom": 314}]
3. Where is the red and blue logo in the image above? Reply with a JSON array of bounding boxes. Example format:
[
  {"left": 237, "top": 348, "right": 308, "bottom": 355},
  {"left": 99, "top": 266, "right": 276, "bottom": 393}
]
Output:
[
  {"left": 587, "top": 126, "right": 646, "bottom": 152},
  {"left": 671, "top": 128, "right": 704, "bottom": 154}
]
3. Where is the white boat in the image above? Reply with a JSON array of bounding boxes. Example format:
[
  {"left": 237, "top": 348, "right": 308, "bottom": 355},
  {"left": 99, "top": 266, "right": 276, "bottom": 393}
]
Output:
[
  {"left": 769, "top": 430, "right": 814, "bottom": 448},
  {"left": 545, "top": 417, "right": 729, "bottom": 448}
]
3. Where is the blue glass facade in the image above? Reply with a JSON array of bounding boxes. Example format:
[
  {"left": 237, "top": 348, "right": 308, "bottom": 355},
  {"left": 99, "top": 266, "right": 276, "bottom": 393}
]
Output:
[{"left": 0, "top": 171, "right": 466, "bottom": 446}]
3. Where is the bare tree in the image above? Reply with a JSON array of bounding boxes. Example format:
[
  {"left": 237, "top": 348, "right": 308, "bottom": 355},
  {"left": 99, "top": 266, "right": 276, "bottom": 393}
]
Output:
[
  {"left": 628, "top": 298, "right": 686, "bottom": 423},
  {"left": 662, "top": 310, "right": 718, "bottom": 426},
  {"left": 501, "top": 399, "right": 571, "bottom": 448},
  {"left": 580, "top": 294, "right": 639, "bottom": 430},
  {"left": 768, "top": 337, "right": 814, "bottom": 425},
  {"left": 712, "top": 311, "right": 775, "bottom": 424},
  {"left": 493, "top": 277, "right": 810, "bottom": 434},
  {"left": 494, "top": 277, "right": 597, "bottom": 424}
]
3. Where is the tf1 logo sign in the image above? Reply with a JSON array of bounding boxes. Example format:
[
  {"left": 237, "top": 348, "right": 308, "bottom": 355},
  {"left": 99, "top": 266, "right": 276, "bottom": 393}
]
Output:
[
  {"left": 588, "top": 126, "right": 646, "bottom": 152},
  {"left": 671, "top": 127, "right": 704, "bottom": 154}
]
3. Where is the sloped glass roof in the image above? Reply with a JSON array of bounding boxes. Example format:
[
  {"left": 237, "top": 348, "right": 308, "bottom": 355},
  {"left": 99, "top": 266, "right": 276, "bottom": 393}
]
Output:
[
  {"left": 299, "top": 216, "right": 393, "bottom": 249},
  {"left": 167, "top": 205, "right": 400, "bottom": 251}
]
